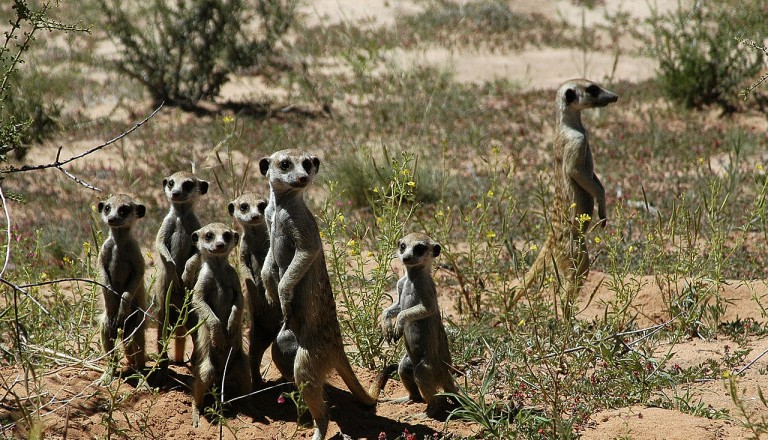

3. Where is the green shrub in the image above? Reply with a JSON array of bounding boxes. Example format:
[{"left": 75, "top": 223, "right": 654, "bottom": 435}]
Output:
[
  {"left": 643, "top": 2, "right": 764, "bottom": 112},
  {"left": 98, "top": 0, "right": 295, "bottom": 107}
]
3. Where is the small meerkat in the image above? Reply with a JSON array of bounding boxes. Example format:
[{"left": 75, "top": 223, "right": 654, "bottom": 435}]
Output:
[
  {"left": 96, "top": 194, "right": 148, "bottom": 384},
  {"left": 259, "top": 149, "right": 381, "bottom": 440},
  {"left": 153, "top": 171, "right": 209, "bottom": 371},
  {"left": 513, "top": 79, "right": 618, "bottom": 311},
  {"left": 189, "top": 223, "right": 251, "bottom": 427},
  {"left": 228, "top": 193, "right": 295, "bottom": 386},
  {"left": 381, "top": 233, "right": 458, "bottom": 418}
]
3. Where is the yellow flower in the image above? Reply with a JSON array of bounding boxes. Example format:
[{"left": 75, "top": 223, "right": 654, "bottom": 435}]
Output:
[
  {"left": 400, "top": 169, "right": 410, "bottom": 176},
  {"left": 722, "top": 370, "right": 731, "bottom": 379},
  {"left": 491, "top": 146, "right": 500, "bottom": 155},
  {"left": 758, "top": 164, "right": 764, "bottom": 171},
  {"left": 347, "top": 239, "right": 356, "bottom": 248},
  {"left": 366, "top": 251, "right": 374, "bottom": 257},
  {"left": 570, "top": 202, "right": 577, "bottom": 209},
  {"left": 407, "top": 181, "right": 416, "bottom": 187},
  {"left": 486, "top": 190, "right": 494, "bottom": 198},
  {"left": 486, "top": 231, "right": 496, "bottom": 239},
  {"left": 83, "top": 241, "right": 92, "bottom": 254},
  {"left": 578, "top": 213, "right": 591, "bottom": 223},
  {"left": 530, "top": 244, "right": 538, "bottom": 251},
  {"left": 436, "top": 210, "right": 444, "bottom": 218},
  {"left": 698, "top": 157, "right": 704, "bottom": 165},
  {"left": 476, "top": 202, "right": 483, "bottom": 209},
  {"left": 373, "top": 187, "right": 379, "bottom": 193},
  {"left": 40, "top": 272, "right": 48, "bottom": 281},
  {"left": 319, "top": 231, "right": 326, "bottom": 238},
  {"left": 628, "top": 245, "right": 635, "bottom": 253},
  {"left": 518, "top": 319, "right": 525, "bottom": 327},
  {"left": 594, "top": 237, "right": 601, "bottom": 244},
  {"left": 222, "top": 115, "right": 234, "bottom": 124},
  {"left": 337, "top": 214, "right": 345, "bottom": 224}
]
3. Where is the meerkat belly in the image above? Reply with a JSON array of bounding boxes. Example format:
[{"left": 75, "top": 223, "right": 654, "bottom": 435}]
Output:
[
  {"left": 169, "top": 230, "right": 193, "bottom": 268},
  {"left": 404, "top": 317, "right": 440, "bottom": 363}
]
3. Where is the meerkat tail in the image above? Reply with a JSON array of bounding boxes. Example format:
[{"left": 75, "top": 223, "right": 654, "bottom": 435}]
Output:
[
  {"left": 334, "top": 354, "right": 378, "bottom": 407},
  {"left": 511, "top": 233, "right": 556, "bottom": 305},
  {"left": 368, "top": 363, "right": 398, "bottom": 400}
]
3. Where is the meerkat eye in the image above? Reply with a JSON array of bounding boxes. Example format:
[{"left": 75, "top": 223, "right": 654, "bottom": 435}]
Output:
[
  {"left": 205, "top": 232, "right": 214, "bottom": 241},
  {"left": 399, "top": 242, "right": 406, "bottom": 252},
  {"left": 182, "top": 180, "right": 195, "bottom": 192},
  {"left": 413, "top": 243, "right": 427, "bottom": 256},
  {"left": 222, "top": 231, "right": 232, "bottom": 242},
  {"left": 586, "top": 84, "right": 600, "bottom": 96},
  {"left": 167, "top": 179, "right": 175, "bottom": 189},
  {"left": 279, "top": 159, "right": 291, "bottom": 170},
  {"left": 240, "top": 203, "right": 249, "bottom": 212},
  {"left": 117, "top": 206, "right": 131, "bottom": 217},
  {"left": 302, "top": 158, "right": 312, "bottom": 173},
  {"left": 103, "top": 205, "right": 111, "bottom": 214}
]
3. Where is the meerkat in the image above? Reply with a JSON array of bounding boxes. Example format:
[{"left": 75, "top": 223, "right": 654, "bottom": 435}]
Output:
[
  {"left": 381, "top": 233, "right": 458, "bottom": 418},
  {"left": 512, "top": 79, "right": 618, "bottom": 311},
  {"left": 228, "top": 193, "right": 295, "bottom": 386},
  {"left": 96, "top": 194, "right": 148, "bottom": 384},
  {"left": 189, "top": 223, "right": 251, "bottom": 427},
  {"left": 153, "top": 171, "right": 209, "bottom": 371},
  {"left": 259, "top": 149, "right": 382, "bottom": 440}
]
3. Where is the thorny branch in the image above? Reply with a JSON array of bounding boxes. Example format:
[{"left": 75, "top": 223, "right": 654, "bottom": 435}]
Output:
[
  {"left": 736, "top": 37, "right": 768, "bottom": 98},
  {"left": 0, "top": 103, "right": 164, "bottom": 181}
]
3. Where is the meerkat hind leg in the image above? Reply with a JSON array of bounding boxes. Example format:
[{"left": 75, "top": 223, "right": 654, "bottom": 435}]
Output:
[
  {"left": 397, "top": 354, "right": 425, "bottom": 403},
  {"left": 294, "top": 348, "right": 330, "bottom": 440}
]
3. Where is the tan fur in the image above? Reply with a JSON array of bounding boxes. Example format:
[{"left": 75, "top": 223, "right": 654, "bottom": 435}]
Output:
[
  {"left": 189, "top": 223, "right": 250, "bottom": 427},
  {"left": 96, "top": 194, "right": 147, "bottom": 384},
  {"left": 382, "top": 233, "right": 458, "bottom": 417},
  {"left": 153, "top": 171, "right": 209, "bottom": 372},
  {"left": 228, "top": 193, "right": 294, "bottom": 386},
  {"left": 513, "top": 79, "right": 618, "bottom": 312},
  {"left": 259, "top": 149, "right": 379, "bottom": 440}
]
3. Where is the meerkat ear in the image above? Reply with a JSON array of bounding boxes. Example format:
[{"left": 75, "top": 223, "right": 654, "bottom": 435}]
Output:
[
  {"left": 259, "top": 157, "right": 270, "bottom": 176},
  {"left": 136, "top": 204, "right": 146, "bottom": 218},
  {"left": 432, "top": 244, "right": 442, "bottom": 258},
  {"left": 191, "top": 231, "right": 199, "bottom": 243},
  {"left": 565, "top": 88, "right": 577, "bottom": 104},
  {"left": 162, "top": 178, "right": 168, "bottom": 188},
  {"left": 228, "top": 202, "right": 235, "bottom": 217},
  {"left": 198, "top": 180, "right": 209, "bottom": 195},
  {"left": 233, "top": 231, "right": 240, "bottom": 246},
  {"left": 312, "top": 156, "right": 321, "bottom": 173}
]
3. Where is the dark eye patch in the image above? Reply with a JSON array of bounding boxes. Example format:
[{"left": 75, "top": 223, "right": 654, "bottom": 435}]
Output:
[
  {"left": 167, "top": 179, "right": 175, "bottom": 189},
  {"left": 280, "top": 159, "right": 292, "bottom": 170},
  {"left": 240, "top": 203, "right": 249, "bottom": 212},
  {"left": 413, "top": 243, "right": 427, "bottom": 256},
  {"left": 104, "top": 205, "right": 111, "bottom": 214},
  {"left": 302, "top": 158, "right": 312, "bottom": 173},
  {"left": 257, "top": 201, "right": 267, "bottom": 212},
  {"left": 205, "top": 232, "right": 214, "bottom": 241},
  {"left": 399, "top": 242, "right": 406, "bottom": 252},
  {"left": 182, "top": 181, "right": 195, "bottom": 192},
  {"left": 222, "top": 231, "right": 232, "bottom": 242},
  {"left": 117, "top": 205, "right": 131, "bottom": 217},
  {"left": 586, "top": 84, "right": 600, "bottom": 96}
]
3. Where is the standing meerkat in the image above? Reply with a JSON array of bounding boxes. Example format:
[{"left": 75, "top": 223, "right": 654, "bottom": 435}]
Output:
[
  {"left": 189, "top": 222, "right": 251, "bottom": 427},
  {"left": 96, "top": 194, "right": 148, "bottom": 384},
  {"left": 381, "top": 233, "right": 458, "bottom": 418},
  {"left": 513, "top": 79, "right": 618, "bottom": 311},
  {"left": 259, "top": 149, "right": 381, "bottom": 440},
  {"left": 154, "top": 171, "right": 209, "bottom": 371},
  {"left": 228, "top": 193, "right": 294, "bottom": 386}
]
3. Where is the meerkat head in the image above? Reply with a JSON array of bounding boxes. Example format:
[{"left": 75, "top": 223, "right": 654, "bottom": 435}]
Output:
[
  {"left": 97, "top": 194, "right": 145, "bottom": 229},
  {"left": 228, "top": 193, "right": 268, "bottom": 227},
  {"left": 162, "top": 171, "right": 209, "bottom": 204},
  {"left": 397, "top": 232, "right": 441, "bottom": 268},
  {"left": 557, "top": 78, "right": 618, "bottom": 111},
  {"left": 259, "top": 149, "right": 320, "bottom": 193},
  {"left": 191, "top": 223, "right": 239, "bottom": 258}
]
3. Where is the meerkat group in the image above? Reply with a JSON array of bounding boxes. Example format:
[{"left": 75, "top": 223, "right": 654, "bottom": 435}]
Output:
[{"left": 92, "top": 77, "right": 617, "bottom": 435}]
